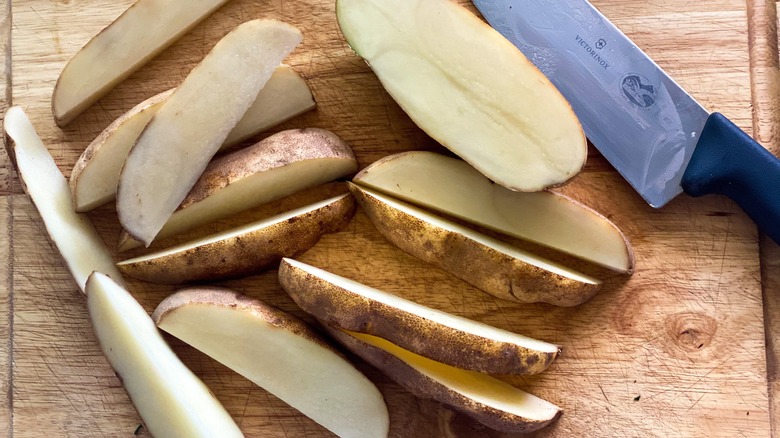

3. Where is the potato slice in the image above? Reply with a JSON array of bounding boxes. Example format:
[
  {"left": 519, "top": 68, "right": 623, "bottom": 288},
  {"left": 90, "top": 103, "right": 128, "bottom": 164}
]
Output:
[
  {"left": 336, "top": 0, "right": 586, "bottom": 191},
  {"left": 3, "top": 106, "right": 124, "bottom": 292},
  {"left": 354, "top": 151, "right": 634, "bottom": 273},
  {"left": 118, "top": 128, "right": 357, "bottom": 251},
  {"left": 71, "top": 65, "right": 316, "bottom": 213},
  {"left": 52, "top": 0, "right": 231, "bottom": 126},
  {"left": 328, "top": 328, "right": 561, "bottom": 434},
  {"left": 117, "top": 19, "right": 303, "bottom": 247},
  {"left": 348, "top": 184, "right": 601, "bottom": 306},
  {"left": 278, "top": 258, "right": 559, "bottom": 375},
  {"left": 85, "top": 273, "right": 243, "bottom": 438},
  {"left": 153, "top": 288, "right": 389, "bottom": 438},
  {"left": 117, "top": 194, "right": 356, "bottom": 284}
]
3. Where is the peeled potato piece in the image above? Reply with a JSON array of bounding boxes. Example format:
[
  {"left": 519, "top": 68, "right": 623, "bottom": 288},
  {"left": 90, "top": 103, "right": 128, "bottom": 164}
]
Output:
[
  {"left": 348, "top": 184, "right": 601, "bottom": 307},
  {"left": 328, "top": 328, "right": 561, "bottom": 434},
  {"left": 71, "top": 65, "right": 316, "bottom": 213},
  {"left": 336, "top": 0, "right": 586, "bottom": 191},
  {"left": 52, "top": 0, "right": 231, "bottom": 126},
  {"left": 3, "top": 106, "right": 124, "bottom": 292},
  {"left": 153, "top": 288, "right": 389, "bottom": 438},
  {"left": 354, "top": 151, "right": 634, "bottom": 273},
  {"left": 278, "top": 258, "right": 559, "bottom": 375},
  {"left": 86, "top": 273, "right": 243, "bottom": 438},
  {"left": 118, "top": 128, "right": 357, "bottom": 251},
  {"left": 117, "top": 19, "right": 303, "bottom": 247},
  {"left": 117, "top": 194, "right": 356, "bottom": 284}
]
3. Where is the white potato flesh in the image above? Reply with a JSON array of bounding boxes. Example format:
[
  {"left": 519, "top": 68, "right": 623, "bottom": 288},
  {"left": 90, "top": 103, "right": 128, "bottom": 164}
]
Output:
[
  {"left": 281, "top": 258, "right": 559, "bottom": 354},
  {"left": 153, "top": 291, "right": 389, "bottom": 438},
  {"left": 354, "top": 152, "right": 634, "bottom": 273},
  {"left": 71, "top": 65, "right": 315, "bottom": 213},
  {"left": 336, "top": 0, "right": 586, "bottom": 191},
  {"left": 85, "top": 273, "right": 243, "bottom": 438},
  {"left": 117, "top": 19, "right": 303, "bottom": 247},
  {"left": 346, "top": 330, "right": 560, "bottom": 422},
  {"left": 52, "top": 0, "right": 231, "bottom": 126},
  {"left": 4, "top": 106, "right": 124, "bottom": 292}
]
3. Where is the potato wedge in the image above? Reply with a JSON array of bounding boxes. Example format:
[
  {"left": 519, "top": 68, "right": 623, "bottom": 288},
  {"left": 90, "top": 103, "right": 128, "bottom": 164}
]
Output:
[
  {"left": 117, "top": 19, "right": 303, "bottom": 247},
  {"left": 3, "top": 106, "right": 124, "bottom": 292},
  {"left": 118, "top": 128, "right": 357, "bottom": 251},
  {"left": 354, "top": 151, "right": 634, "bottom": 273},
  {"left": 348, "top": 184, "right": 601, "bottom": 306},
  {"left": 278, "top": 258, "right": 559, "bottom": 375},
  {"left": 52, "top": 0, "right": 231, "bottom": 126},
  {"left": 328, "top": 328, "right": 561, "bottom": 434},
  {"left": 336, "top": 0, "right": 586, "bottom": 191},
  {"left": 71, "top": 65, "right": 316, "bottom": 213},
  {"left": 117, "top": 194, "right": 356, "bottom": 284},
  {"left": 86, "top": 273, "right": 243, "bottom": 438},
  {"left": 153, "top": 288, "right": 389, "bottom": 438}
]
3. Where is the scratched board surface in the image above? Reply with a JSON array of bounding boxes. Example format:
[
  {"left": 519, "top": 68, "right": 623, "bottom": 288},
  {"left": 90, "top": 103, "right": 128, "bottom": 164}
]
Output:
[{"left": 1, "top": 0, "right": 770, "bottom": 436}]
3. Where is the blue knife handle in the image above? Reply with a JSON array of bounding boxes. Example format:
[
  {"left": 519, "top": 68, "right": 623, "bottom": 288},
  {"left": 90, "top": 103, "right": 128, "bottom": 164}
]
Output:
[{"left": 681, "top": 112, "right": 780, "bottom": 244}]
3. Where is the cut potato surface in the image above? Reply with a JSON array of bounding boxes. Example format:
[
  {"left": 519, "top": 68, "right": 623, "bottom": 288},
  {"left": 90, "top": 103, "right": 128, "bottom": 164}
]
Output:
[
  {"left": 86, "top": 273, "right": 243, "bottom": 438},
  {"left": 329, "top": 328, "right": 561, "bottom": 434},
  {"left": 71, "top": 65, "right": 315, "bottom": 213},
  {"left": 279, "top": 258, "right": 559, "bottom": 375},
  {"left": 117, "top": 194, "right": 356, "bottom": 284},
  {"left": 153, "top": 288, "right": 389, "bottom": 438},
  {"left": 4, "top": 106, "right": 124, "bottom": 292},
  {"left": 354, "top": 151, "right": 634, "bottom": 273},
  {"left": 337, "top": 0, "right": 586, "bottom": 191},
  {"left": 52, "top": 0, "right": 231, "bottom": 126},
  {"left": 117, "top": 19, "right": 303, "bottom": 247},
  {"left": 349, "top": 184, "right": 601, "bottom": 306},
  {"left": 118, "top": 128, "right": 357, "bottom": 251}
]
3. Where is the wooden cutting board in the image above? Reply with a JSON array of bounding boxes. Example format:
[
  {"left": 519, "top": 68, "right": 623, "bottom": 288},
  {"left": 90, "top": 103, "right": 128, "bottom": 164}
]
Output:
[{"left": 0, "top": 0, "right": 774, "bottom": 436}]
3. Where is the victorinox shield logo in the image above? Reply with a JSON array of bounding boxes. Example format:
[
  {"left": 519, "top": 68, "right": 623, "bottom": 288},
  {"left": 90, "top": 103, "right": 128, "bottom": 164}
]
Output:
[
  {"left": 620, "top": 74, "right": 657, "bottom": 108},
  {"left": 575, "top": 35, "right": 609, "bottom": 70}
]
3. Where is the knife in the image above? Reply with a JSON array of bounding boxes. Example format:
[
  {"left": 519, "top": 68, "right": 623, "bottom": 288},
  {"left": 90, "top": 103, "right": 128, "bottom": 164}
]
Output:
[{"left": 472, "top": 0, "right": 780, "bottom": 244}]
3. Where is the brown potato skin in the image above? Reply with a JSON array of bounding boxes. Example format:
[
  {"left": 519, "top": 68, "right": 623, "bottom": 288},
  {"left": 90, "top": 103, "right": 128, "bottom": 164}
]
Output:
[
  {"left": 349, "top": 184, "right": 600, "bottom": 307},
  {"left": 278, "top": 259, "right": 558, "bottom": 375},
  {"left": 325, "top": 327, "right": 561, "bottom": 434},
  {"left": 118, "top": 195, "right": 356, "bottom": 284}
]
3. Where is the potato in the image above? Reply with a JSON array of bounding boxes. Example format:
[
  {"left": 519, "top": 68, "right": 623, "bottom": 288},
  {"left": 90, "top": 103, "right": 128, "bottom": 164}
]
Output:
[
  {"left": 327, "top": 328, "right": 561, "bottom": 434},
  {"left": 336, "top": 0, "right": 586, "bottom": 191},
  {"left": 153, "top": 288, "right": 389, "bottom": 438},
  {"left": 117, "top": 194, "right": 356, "bottom": 284},
  {"left": 118, "top": 128, "right": 357, "bottom": 251},
  {"left": 353, "top": 151, "right": 634, "bottom": 273},
  {"left": 348, "top": 184, "right": 601, "bottom": 307},
  {"left": 52, "top": 0, "right": 231, "bottom": 126},
  {"left": 278, "top": 258, "right": 559, "bottom": 375},
  {"left": 3, "top": 106, "right": 124, "bottom": 292},
  {"left": 85, "top": 273, "right": 242, "bottom": 438},
  {"left": 71, "top": 65, "right": 316, "bottom": 213},
  {"left": 117, "top": 19, "right": 303, "bottom": 247}
]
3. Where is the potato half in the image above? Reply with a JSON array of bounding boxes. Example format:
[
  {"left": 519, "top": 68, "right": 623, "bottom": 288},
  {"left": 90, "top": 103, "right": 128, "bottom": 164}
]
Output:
[
  {"left": 86, "top": 273, "right": 242, "bottom": 438},
  {"left": 117, "top": 194, "right": 356, "bottom": 284},
  {"left": 336, "top": 0, "right": 586, "bottom": 191},
  {"left": 348, "top": 184, "right": 601, "bottom": 307},
  {"left": 118, "top": 128, "right": 357, "bottom": 251},
  {"left": 153, "top": 288, "right": 389, "bottom": 438},
  {"left": 71, "top": 65, "right": 316, "bottom": 213},
  {"left": 353, "top": 151, "right": 634, "bottom": 273},
  {"left": 52, "top": 0, "right": 231, "bottom": 126},
  {"left": 278, "top": 258, "right": 559, "bottom": 375},
  {"left": 327, "top": 328, "right": 561, "bottom": 434}
]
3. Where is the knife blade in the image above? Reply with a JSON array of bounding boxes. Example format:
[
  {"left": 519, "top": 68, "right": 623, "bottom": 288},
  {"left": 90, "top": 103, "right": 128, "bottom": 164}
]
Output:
[{"left": 473, "top": 0, "right": 780, "bottom": 243}]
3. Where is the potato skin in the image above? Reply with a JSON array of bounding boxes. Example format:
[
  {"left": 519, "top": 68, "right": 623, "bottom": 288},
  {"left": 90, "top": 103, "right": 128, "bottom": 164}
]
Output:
[
  {"left": 349, "top": 184, "right": 600, "bottom": 307},
  {"left": 118, "top": 195, "right": 356, "bottom": 284},
  {"left": 278, "top": 258, "right": 558, "bottom": 375},
  {"left": 325, "top": 327, "right": 561, "bottom": 434}
]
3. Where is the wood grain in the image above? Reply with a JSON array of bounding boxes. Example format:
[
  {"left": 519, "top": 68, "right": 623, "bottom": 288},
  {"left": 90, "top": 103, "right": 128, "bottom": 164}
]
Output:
[{"left": 3, "top": 0, "right": 774, "bottom": 437}]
